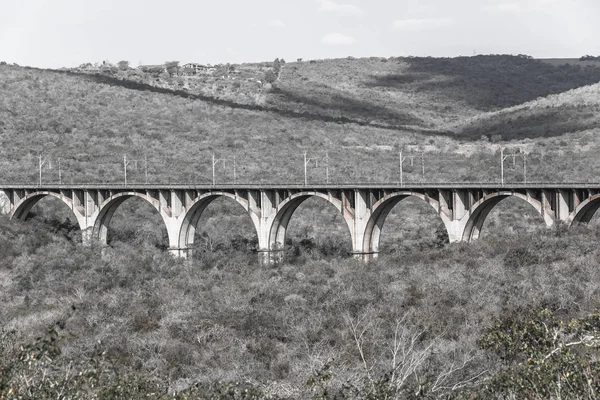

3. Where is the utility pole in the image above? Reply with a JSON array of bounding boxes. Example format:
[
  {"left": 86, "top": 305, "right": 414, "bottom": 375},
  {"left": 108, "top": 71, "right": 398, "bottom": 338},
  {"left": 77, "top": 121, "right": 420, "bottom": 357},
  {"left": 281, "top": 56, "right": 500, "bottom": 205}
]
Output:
[
  {"left": 144, "top": 156, "right": 149, "bottom": 184},
  {"left": 399, "top": 150, "right": 405, "bottom": 187},
  {"left": 398, "top": 149, "right": 425, "bottom": 186},
  {"left": 303, "top": 151, "right": 329, "bottom": 185},
  {"left": 212, "top": 154, "right": 217, "bottom": 186},
  {"left": 325, "top": 151, "right": 330, "bottom": 184},
  {"left": 500, "top": 148, "right": 504, "bottom": 186},
  {"left": 500, "top": 148, "right": 527, "bottom": 185},
  {"left": 304, "top": 151, "right": 310, "bottom": 186},
  {"left": 421, "top": 151, "right": 425, "bottom": 183},
  {"left": 212, "top": 153, "right": 237, "bottom": 185},
  {"left": 58, "top": 157, "right": 62, "bottom": 185},
  {"left": 38, "top": 155, "right": 46, "bottom": 186},
  {"left": 523, "top": 153, "right": 527, "bottom": 184},
  {"left": 233, "top": 155, "right": 237, "bottom": 184},
  {"left": 123, "top": 155, "right": 131, "bottom": 185}
]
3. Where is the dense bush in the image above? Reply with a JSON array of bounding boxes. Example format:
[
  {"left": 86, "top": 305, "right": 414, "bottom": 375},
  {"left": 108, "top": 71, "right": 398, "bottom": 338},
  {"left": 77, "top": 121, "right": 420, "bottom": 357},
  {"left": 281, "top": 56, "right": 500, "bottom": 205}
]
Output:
[{"left": 2, "top": 206, "right": 600, "bottom": 398}]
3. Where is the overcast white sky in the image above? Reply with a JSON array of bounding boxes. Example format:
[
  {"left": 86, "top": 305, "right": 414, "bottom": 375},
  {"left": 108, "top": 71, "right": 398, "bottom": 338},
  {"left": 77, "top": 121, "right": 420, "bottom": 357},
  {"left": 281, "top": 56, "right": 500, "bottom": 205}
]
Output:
[{"left": 1, "top": 0, "right": 598, "bottom": 68}]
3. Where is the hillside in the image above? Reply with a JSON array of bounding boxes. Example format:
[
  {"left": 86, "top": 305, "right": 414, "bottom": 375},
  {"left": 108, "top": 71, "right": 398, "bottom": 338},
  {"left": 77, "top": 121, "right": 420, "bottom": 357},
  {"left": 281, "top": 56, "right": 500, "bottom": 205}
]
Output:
[
  {"left": 453, "top": 82, "right": 600, "bottom": 140},
  {"left": 4, "top": 56, "right": 600, "bottom": 398},
  {"left": 268, "top": 55, "right": 600, "bottom": 130},
  {"left": 2, "top": 55, "right": 600, "bottom": 186},
  {"left": 69, "top": 55, "right": 600, "bottom": 133}
]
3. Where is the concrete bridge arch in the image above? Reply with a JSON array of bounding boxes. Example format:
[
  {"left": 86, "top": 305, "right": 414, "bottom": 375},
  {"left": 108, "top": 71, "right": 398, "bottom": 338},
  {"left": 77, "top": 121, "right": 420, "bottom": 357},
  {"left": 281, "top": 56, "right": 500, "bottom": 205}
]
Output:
[
  {"left": 90, "top": 192, "right": 168, "bottom": 247},
  {"left": 178, "top": 191, "right": 260, "bottom": 257},
  {"left": 10, "top": 191, "right": 87, "bottom": 231},
  {"left": 460, "top": 191, "right": 554, "bottom": 242},
  {"left": 361, "top": 191, "right": 451, "bottom": 256},
  {"left": 566, "top": 194, "right": 600, "bottom": 226},
  {"left": 263, "top": 191, "right": 354, "bottom": 256}
]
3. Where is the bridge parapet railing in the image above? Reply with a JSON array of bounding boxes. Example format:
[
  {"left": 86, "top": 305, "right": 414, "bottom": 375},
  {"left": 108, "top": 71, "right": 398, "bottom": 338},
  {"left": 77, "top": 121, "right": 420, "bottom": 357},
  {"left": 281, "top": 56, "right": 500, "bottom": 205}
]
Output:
[{"left": 1, "top": 182, "right": 600, "bottom": 190}]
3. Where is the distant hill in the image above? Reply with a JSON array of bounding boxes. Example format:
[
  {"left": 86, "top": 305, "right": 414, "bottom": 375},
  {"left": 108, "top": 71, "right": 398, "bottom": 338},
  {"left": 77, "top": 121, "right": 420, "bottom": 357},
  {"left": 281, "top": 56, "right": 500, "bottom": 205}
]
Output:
[
  {"left": 2, "top": 55, "right": 600, "bottom": 185},
  {"left": 270, "top": 55, "right": 600, "bottom": 127},
  {"left": 68, "top": 55, "right": 600, "bottom": 132},
  {"left": 453, "top": 82, "right": 600, "bottom": 140},
  {"left": 539, "top": 58, "right": 600, "bottom": 68}
]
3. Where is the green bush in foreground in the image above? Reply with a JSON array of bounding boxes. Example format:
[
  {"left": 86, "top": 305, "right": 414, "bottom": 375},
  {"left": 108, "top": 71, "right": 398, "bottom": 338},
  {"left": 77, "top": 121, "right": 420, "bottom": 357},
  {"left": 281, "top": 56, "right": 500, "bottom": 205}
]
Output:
[{"left": 471, "top": 308, "right": 600, "bottom": 399}]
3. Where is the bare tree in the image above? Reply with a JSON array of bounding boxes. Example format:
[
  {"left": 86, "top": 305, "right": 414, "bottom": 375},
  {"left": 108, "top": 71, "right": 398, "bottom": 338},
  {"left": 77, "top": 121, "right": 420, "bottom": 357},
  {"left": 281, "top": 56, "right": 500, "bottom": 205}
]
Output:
[{"left": 344, "top": 311, "right": 486, "bottom": 397}]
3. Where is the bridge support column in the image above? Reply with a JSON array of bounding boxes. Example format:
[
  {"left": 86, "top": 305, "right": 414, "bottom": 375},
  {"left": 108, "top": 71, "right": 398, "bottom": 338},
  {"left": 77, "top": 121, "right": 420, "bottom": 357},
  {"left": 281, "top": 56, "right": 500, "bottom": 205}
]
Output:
[
  {"left": 348, "top": 189, "right": 378, "bottom": 262},
  {"left": 447, "top": 189, "right": 469, "bottom": 242},
  {"left": 555, "top": 189, "right": 572, "bottom": 223},
  {"left": 436, "top": 189, "right": 466, "bottom": 243},
  {"left": 251, "top": 190, "right": 281, "bottom": 265},
  {"left": 256, "top": 249, "right": 285, "bottom": 265},
  {"left": 80, "top": 190, "right": 100, "bottom": 247},
  {"left": 445, "top": 220, "right": 469, "bottom": 243},
  {"left": 166, "top": 190, "right": 189, "bottom": 259}
]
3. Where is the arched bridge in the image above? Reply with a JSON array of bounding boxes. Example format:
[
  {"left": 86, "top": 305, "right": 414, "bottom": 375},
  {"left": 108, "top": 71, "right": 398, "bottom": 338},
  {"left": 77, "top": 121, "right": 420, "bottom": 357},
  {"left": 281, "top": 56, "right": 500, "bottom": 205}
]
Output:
[{"left": 1, "top": 184, "right": 598, "bottom": 262}]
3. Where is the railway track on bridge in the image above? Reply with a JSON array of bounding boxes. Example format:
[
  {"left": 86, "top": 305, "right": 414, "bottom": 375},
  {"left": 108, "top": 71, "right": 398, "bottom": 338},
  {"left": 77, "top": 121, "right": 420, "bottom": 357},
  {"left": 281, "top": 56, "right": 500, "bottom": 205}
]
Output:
[{"left": 3, "top": 182, "right": 600, "bottom": 190}]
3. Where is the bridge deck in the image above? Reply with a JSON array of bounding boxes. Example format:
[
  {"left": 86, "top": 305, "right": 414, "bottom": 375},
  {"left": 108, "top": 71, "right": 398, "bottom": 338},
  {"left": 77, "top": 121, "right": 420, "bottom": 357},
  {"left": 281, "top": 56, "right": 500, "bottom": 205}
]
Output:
[{"left": 2, "top": 182, "right": 600, "bottom": 190}]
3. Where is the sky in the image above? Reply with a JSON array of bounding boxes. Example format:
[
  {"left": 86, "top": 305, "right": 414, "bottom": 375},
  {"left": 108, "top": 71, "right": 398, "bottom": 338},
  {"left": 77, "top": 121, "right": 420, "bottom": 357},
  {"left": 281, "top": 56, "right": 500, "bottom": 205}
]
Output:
[{"left": 1, "top": 0, "right": 599, "bottom": 68}]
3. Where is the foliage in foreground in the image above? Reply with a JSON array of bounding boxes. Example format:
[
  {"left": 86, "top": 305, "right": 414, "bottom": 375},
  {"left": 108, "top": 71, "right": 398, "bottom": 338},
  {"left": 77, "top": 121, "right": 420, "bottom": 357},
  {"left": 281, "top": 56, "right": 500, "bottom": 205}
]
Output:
[
  {"left": 2, "top": 212, "right": 600, "bottom": 398},
  {"left": 471, "top": 308, "right": 600, "bottom": 399},
  {"left": 3, "top": 308, "right": 600, "bottom": 399}
]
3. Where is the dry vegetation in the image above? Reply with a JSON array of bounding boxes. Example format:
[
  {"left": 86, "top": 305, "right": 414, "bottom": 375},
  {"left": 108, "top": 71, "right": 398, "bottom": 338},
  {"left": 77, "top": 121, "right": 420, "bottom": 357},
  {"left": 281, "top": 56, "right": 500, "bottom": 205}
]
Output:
[
  {"left": 2, "top": 55, "right": 600, "bottom": 398},
  {"left": 2, "top": 207, "right": 600, "bottom": 398},
  {"left": 2, "top": 55, "right": 600, "bottom": 186}
]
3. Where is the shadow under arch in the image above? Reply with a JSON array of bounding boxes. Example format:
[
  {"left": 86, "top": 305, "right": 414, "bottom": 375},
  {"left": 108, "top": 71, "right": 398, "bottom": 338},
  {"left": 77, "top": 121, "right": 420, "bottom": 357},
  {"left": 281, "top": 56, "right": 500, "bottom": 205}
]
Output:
[
  {"left": 462, "top": 192, "right": 553, "bottom": 241},
  {"left": 10, "top": 191, "right": 86, "bottom": 230},
  {"left": 568, "top": 194, "right": 600, "bottom": 226},
  {"left": 91, "top": 192, "right": 167, "bottom": 246},
  {"left": 178, "top": 192, "right": 260, "bottom": 254},
  {"left": 363, "top": 192, "right": 450, "bottom": 254},
  {"left": 266, "top": 191, "right": 354, "bottom": 253}
]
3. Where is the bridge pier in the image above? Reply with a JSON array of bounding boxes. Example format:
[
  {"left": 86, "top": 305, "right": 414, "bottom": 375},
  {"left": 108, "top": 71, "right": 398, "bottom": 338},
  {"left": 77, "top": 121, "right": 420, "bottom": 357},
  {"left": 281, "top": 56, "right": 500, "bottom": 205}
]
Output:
[
  {"left": 81, "top": 227, "right": 94, "bottom": 246},
  {"left": 352, "top": 251, "right": 378, "bottom": 262},
  {"left": 168, "top": 247, "right": 191, "bottom": 258},
  {"left": 257, "top": 249, "right": 285, "bottom": 265},
  {"left": 445, "top": 220, "right": 468, "bottom": 243}
]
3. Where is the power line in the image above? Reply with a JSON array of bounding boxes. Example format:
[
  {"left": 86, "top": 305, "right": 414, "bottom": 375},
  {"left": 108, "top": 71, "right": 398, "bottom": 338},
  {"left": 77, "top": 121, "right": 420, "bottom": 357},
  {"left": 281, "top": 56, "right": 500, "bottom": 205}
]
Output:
[
  {"left": 212, "top": 153, "right": 237, "bottom": 185},
  {"left": 303, "top": 151, "right": 330, "bottom": 185}
]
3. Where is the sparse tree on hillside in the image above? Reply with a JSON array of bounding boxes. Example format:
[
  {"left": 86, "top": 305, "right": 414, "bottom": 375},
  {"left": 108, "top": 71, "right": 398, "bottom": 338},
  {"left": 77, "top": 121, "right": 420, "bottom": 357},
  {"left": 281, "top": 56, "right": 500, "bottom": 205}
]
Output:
[
  {"left": 580, "top": 55, "right": 600, "bottom": 61},
  {"left": 165, "top": 61, "right": 179, "bottom": 75},
  {"left": 117, "top": 60, "right": 130, "bottom": 71},
  {"left": 254, "top": 71, "right": 276, "bottom": 104},
  {"left": 273, "top": 58, "right": 281, "bottom": 74},
  {"left": 273, "top": 58, "right": 284, "bottom": 80},
  {"left": 263, "top": 70, "right": 277, "bottom": 85}
]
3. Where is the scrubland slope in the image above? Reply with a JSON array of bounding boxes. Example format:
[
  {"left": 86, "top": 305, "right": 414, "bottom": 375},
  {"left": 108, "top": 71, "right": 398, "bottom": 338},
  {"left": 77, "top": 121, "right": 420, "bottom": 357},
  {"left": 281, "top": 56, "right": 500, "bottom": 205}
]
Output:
[
  {"left": 2, "top": 55, "right": 600, "bottom": 185},
  {"left": 2, "top": 216, "right": 600, "bottom": 398},
  {"left": 2, "top": 55, "right": 600, "bottom": 398},
  {"left": 454, "top": 81, "right": 600, "bottom": 140}
]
